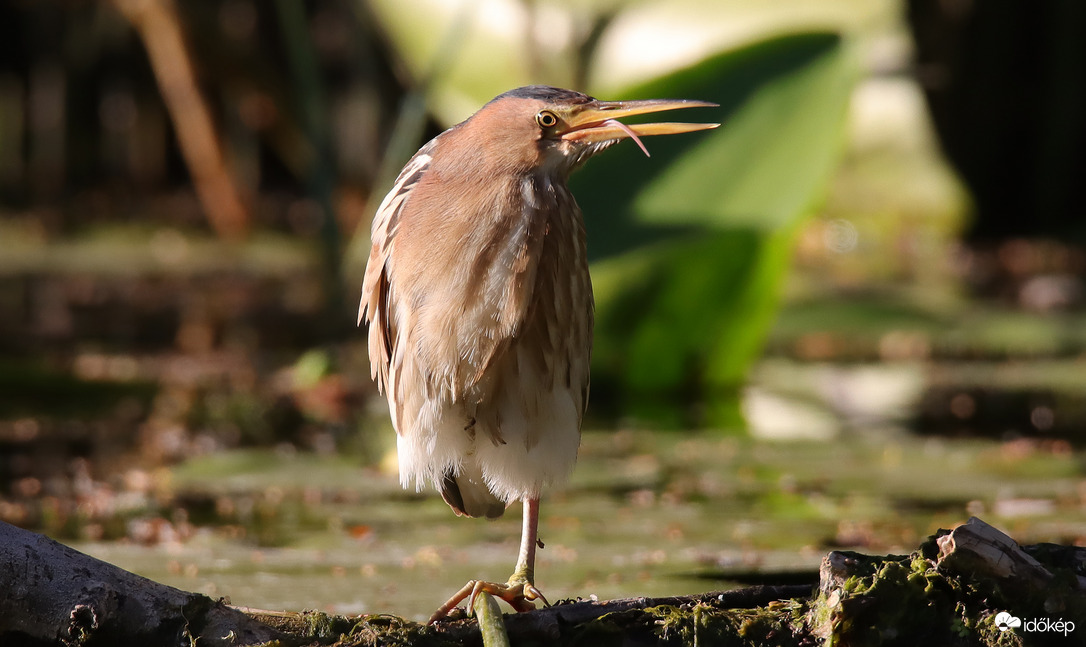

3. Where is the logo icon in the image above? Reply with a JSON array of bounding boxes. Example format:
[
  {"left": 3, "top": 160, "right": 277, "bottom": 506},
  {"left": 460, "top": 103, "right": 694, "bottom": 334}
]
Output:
[{"left": 995, "top": 612, "right": 1022, "bottom": 632}]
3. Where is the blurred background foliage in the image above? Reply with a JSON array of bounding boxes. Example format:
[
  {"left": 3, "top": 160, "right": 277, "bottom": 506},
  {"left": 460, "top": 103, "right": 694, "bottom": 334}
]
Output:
[{"left": 2, "top": 0, "right": 1086, "bottom": 619}]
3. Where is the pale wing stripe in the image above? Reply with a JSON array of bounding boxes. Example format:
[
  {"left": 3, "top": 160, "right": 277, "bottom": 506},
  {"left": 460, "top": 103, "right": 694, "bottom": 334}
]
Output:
[
  {"left": 358, "top": 142, "right": 435, "bottom": 399},
  {"left": 358, "top": 147, "right": 433, "bottom": 324}
]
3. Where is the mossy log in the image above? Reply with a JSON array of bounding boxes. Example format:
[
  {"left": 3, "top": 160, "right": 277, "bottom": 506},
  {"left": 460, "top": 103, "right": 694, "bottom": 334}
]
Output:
[{"left": 2, "top": 517, "right": 1084, "bottom": 646}]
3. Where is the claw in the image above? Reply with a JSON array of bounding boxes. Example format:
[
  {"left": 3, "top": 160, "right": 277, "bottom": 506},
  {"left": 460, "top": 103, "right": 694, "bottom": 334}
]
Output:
[
  {"left": 429, "top": 578, "right": 550, "bottom": 624},
  {"left": 524, "top": 584, "right": 549, "bottom": 608}
]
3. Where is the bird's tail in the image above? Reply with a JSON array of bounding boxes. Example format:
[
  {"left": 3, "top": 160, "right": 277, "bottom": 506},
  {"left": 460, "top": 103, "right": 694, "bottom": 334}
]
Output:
[{"left": 440, "top": 466, "right": 506, "bottom": 519}]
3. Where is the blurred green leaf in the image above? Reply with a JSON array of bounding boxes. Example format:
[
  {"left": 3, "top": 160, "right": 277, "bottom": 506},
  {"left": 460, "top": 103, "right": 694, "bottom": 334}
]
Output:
[
  {"left": 576, "top": 32, "right": 853, "bottom": 254},
  {"left": 293, "top": 349, "right": 332, "bottom": 389},
  {"left": 581, "top": 32, "right": 856, "bottom": 426}
]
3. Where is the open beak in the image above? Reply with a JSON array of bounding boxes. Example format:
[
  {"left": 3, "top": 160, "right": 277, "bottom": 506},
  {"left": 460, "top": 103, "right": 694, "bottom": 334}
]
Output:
[{"left": 560, "top": 98, "right": 718, "bottom": 156}]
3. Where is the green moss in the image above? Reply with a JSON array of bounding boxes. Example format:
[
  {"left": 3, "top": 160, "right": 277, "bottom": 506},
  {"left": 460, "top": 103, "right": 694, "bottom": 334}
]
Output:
[
  {"left": 813, "top": 552, "right": 953, "bottom": 644},
  {"left": 300, "top": 610, "right": 355, "bottom": 640},
  {"left": 345, "top": 614, "right": 453, "bottom": 647},
  {"left": 805, "top": 540, "right": 1086, "bottom": 646}
]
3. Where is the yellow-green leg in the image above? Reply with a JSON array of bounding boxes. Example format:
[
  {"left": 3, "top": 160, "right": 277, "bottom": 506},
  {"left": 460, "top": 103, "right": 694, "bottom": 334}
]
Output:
[{"left": 428, "top": 498, "right": 549, "bottom": 624}]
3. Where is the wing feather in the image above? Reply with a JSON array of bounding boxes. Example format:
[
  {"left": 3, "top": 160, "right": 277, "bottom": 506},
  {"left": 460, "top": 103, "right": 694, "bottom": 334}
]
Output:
[{"left": 359, "top": 141, "right": 436, "bottom": 396}]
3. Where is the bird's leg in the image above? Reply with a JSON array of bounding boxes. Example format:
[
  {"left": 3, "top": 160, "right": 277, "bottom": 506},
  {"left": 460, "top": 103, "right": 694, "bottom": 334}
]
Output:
[
  {"left": 499, "top": 496, "right": 549, "bottom": 606},
  {"left": 428, "top": 498, "right": 549, "bottom": 624}
]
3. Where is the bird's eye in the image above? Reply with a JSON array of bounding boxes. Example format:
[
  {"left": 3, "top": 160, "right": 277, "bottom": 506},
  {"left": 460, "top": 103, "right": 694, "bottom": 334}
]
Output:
[{"left": 536, "top": 110, "right": 558, "bottom": 128}]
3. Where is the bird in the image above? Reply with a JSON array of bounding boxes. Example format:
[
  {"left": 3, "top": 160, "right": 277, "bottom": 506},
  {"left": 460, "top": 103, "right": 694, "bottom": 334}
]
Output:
[{"left": 358, "top": 85, "right": 716, "bottom": 622}]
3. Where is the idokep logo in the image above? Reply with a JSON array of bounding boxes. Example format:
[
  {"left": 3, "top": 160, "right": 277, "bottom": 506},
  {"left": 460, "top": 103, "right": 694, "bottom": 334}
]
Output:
[
  {"left": 994, "top": 611, "right": 1076, "bottom": 637},
  {"left": 995, "top": 612, "right": 1021, "bottom": 632}
]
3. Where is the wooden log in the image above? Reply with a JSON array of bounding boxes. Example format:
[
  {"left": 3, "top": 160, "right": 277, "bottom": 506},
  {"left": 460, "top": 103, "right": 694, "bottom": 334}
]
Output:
[
  {"left": 4, "top": 517, "right": 1086, "bottom": 646},
  {"left": 240, "top": 583, "right": 816, "bottom": 646},
  {"left": 0, "top": 521, "right": 284, "bottom": 647},
  {"left": 811, "top": 517, "right": 1086, "bottom": 646},
  {"left": 936, "top": 516, "right": 1086, "bottom": 590}
]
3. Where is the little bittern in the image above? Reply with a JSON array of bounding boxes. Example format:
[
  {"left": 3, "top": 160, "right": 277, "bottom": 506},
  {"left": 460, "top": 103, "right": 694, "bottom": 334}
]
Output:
[{"left": 359, "top": 85, "right": 716, "bottom": 622}]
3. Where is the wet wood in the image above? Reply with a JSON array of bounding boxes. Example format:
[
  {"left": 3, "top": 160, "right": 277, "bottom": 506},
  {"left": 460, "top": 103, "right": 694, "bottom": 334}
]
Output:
[
  {"left": 0, "top": 521, "right": 284, "bottom": 647},
  {"left": 936, "top": 515, "right": 1086, "bottom": 588}
]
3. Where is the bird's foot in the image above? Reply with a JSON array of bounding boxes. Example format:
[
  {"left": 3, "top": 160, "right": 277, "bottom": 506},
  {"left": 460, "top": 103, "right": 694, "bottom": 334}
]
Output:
[{"left": 428, "top": 576, "right": 549, "bottom": 624}]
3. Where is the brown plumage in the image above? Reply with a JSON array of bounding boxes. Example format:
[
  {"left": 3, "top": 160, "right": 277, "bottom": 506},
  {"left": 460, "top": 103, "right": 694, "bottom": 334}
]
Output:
[{"left": 359, "top": 85, "right": 716, "bottom": 621}]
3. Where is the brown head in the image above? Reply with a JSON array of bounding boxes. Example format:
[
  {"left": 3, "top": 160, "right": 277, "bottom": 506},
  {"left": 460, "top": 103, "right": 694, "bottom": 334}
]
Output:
[{"left": 435, "top": 85, "right": 718, "bottom": 181}]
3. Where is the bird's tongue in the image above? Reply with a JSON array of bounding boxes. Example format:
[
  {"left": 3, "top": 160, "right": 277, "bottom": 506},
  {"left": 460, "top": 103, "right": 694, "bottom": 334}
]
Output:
[{"left": 602, "top": 119, "right": 651, "bottom": 157}]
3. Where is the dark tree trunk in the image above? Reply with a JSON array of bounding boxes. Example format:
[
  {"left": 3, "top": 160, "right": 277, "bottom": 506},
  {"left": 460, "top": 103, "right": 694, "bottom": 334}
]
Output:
[{"left": 907, "top": 0, "right": 1086, "bottom": 242}]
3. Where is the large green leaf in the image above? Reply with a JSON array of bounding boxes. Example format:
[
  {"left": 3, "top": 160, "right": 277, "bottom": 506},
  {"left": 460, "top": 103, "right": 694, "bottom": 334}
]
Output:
[
  {"left": 579, "top": 32, "right": 856, "bottom": 427},
  {"left": 575, "top": 32, "right": 853, "bottom": 255}
]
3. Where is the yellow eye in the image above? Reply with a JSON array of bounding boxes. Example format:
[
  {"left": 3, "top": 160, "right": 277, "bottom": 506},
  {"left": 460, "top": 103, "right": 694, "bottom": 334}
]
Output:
[{"left": 536, "top": 110, "right": 558, "bottom": 128}]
